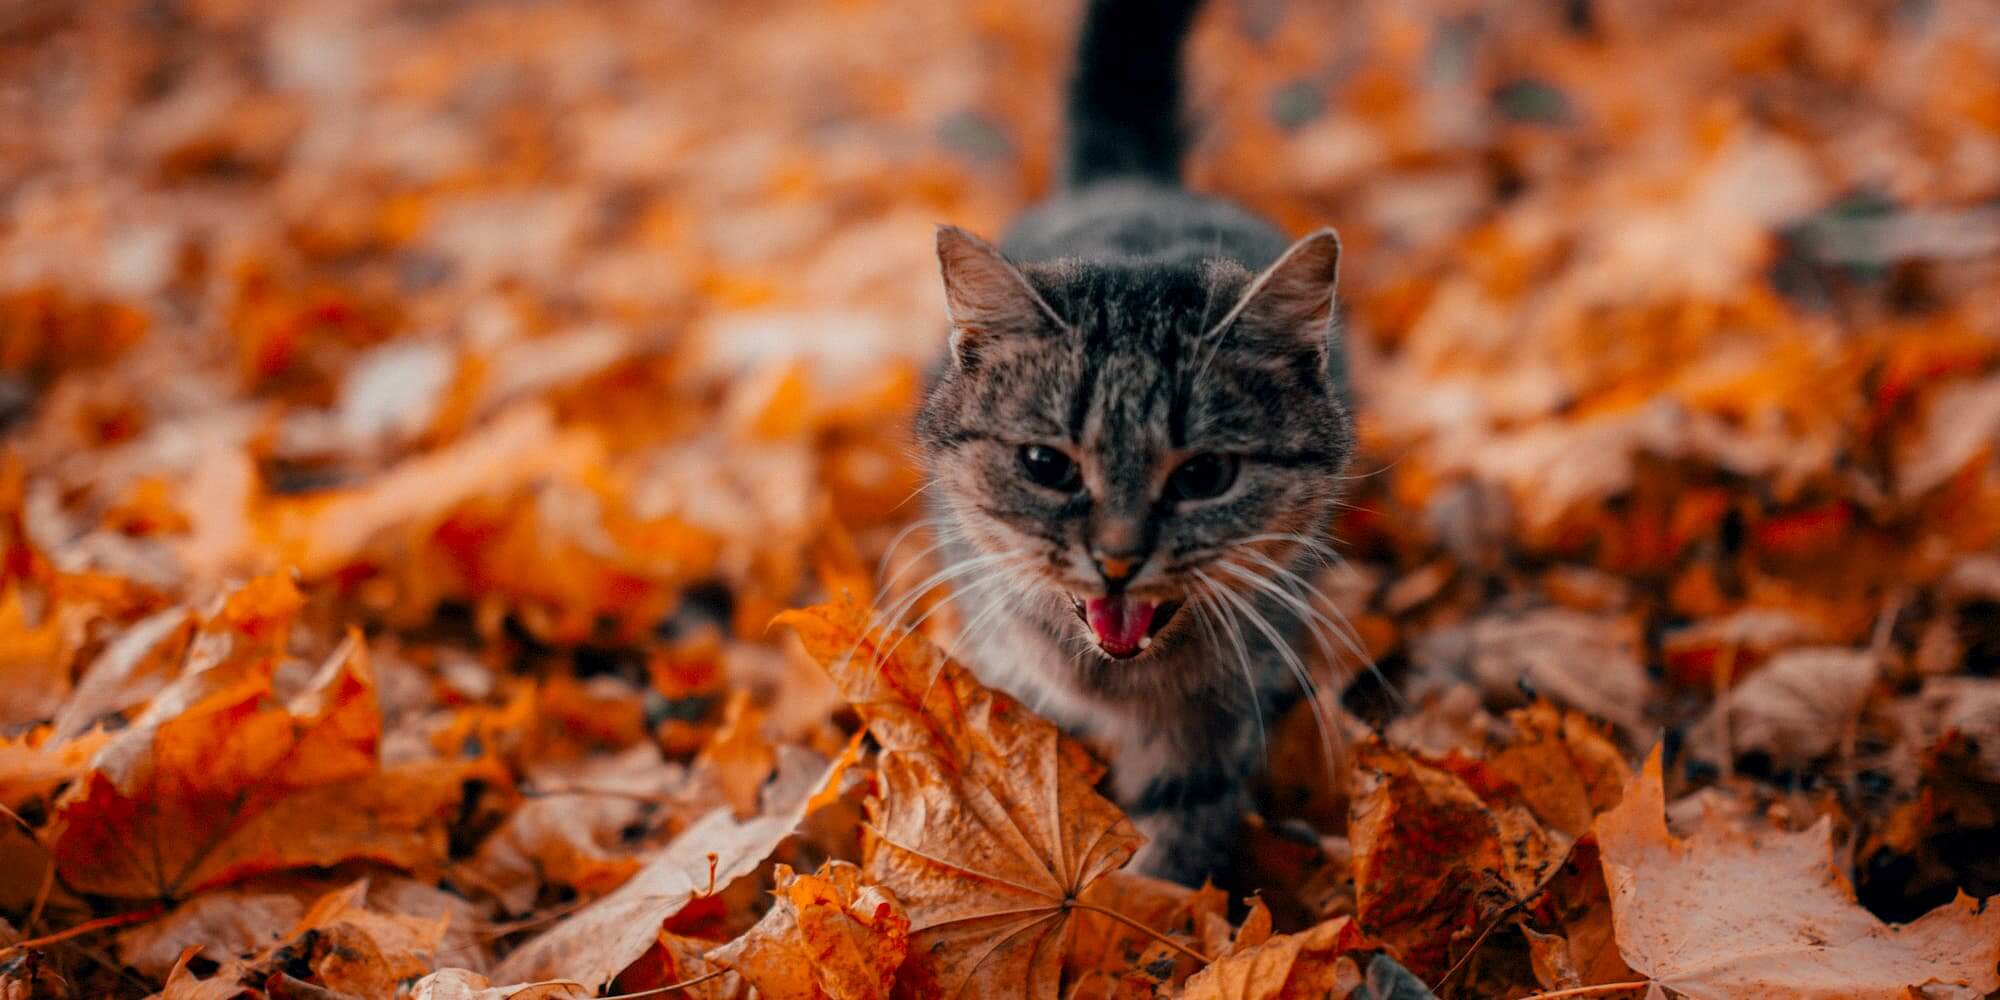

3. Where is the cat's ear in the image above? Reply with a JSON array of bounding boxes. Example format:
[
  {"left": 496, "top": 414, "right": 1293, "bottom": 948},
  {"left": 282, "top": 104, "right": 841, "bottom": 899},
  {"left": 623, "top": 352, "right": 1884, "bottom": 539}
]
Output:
[
  {"left": 936, "top": 225, "right": 1061, "bottom": 368},
  {"left": 1223, "top": 227, "right": 1341, "bottom": 357}
]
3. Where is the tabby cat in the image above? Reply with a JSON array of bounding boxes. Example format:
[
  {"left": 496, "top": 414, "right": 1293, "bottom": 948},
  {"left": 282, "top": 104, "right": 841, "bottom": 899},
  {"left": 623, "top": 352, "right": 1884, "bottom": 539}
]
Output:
[{"left": 912, "top": 0, "right": 1353, "bottom": 884}]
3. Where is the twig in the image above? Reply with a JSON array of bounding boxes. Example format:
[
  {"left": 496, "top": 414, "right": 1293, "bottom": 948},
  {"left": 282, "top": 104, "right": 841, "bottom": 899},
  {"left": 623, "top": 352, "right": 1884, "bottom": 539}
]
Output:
[
  {"left": 0, "top": 906, "right": 163, "bottom": 956},
  {"left": 1431, "top": 844, "right": 1579, "bottom": 996},
  {"left": 1517, "top": 981, "right": 1650, "bottom": 1000},
  {"left": 1715, "top": 643, "right": 1739, "bottom": 784},
  {"left": 1067, "top": 900, "right": 1214, "bottom": 966},
  {"left": 597, "top": 968, "right": 728, "bottom": 998}
]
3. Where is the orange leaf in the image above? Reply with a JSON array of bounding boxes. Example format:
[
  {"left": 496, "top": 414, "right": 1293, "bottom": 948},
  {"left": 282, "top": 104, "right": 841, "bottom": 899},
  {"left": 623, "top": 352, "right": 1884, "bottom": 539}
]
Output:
[
  {"left": 410, "top": 969, "right": 591, "bottom": 999},
  {"left": 778, "top": 597, "right": 1142, "bottom": 999},
  {"left": 710, "top": 860, "right": 910, "bottom": 1000},
  {"left": 491, "top": 749, "right": 852, "bottom": 991},
  {"left": 1176, "top": 916, "right": 1366, "bottom": 1000},
  {"left": 1349, "top": 740, "right": 1561, "bottom": 981},
  {"left": 49, "top": 634, "right": 491, "bottom": 898}
]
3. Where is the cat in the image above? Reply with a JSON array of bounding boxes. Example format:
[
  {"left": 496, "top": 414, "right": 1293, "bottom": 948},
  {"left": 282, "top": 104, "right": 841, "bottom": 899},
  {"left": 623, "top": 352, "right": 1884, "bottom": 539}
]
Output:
[{"left": 912, "top": 0, "right": 1353, "bottom": 885}]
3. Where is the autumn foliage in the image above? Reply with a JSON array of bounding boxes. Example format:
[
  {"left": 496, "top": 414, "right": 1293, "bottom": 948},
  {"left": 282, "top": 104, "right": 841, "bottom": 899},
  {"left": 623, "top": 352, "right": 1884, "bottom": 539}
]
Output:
[{"left": 3, "top": 0, "right": 2000, "bottom": 997}]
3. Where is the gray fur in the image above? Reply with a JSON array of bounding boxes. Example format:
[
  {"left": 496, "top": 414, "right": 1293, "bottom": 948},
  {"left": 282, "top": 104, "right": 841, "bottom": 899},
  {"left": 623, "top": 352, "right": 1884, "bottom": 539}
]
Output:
[{"left": 910, "top": 0, "right": 1353, "bottom": 885}]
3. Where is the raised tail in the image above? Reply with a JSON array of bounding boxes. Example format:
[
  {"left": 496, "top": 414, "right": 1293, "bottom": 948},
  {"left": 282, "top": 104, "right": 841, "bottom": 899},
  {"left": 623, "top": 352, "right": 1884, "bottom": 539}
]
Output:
[{"left": 1062, "top": 0, "right": 1206, "bottom": 189}]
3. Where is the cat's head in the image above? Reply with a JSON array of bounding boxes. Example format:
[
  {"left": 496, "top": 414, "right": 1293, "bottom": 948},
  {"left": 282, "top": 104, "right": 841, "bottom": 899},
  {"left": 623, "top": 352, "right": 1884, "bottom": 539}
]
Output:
[{"left": 915, "top": 225, "right": 1351, "bottom": 664}]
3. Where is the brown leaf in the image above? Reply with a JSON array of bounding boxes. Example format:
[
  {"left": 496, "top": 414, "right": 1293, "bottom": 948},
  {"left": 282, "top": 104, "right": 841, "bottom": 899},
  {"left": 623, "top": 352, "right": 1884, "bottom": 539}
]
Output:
[
  {"left": 1411, "top": 609, "right": 1650, "bottom": 738},
  {"left": 1596, "top": 748, "right": 2000, "bottom": 998},
  {"left": 279, "top": 880, "right": 448, "bottom": 998},
  {"left": 117, "top": 887, "right": 310, "bottom": 979},
  {"left": 779, "top": 598, "right": 1142, "bottom": 999},
  {"left": 491, "top": 748, "right": 849, "bottom": 990},
  {"left": 709, "top": 860, "right": 909, "bottom": 1000},
  {"left": 1063, "top": 872, "right": 1222, "bottom": 1000},
  {"left": 1176, "top": 916, "right": 1367, "bottom": 1000},
  {"left": 47, "top": 605, "right": 193, "bottom": 741},
  {"left": 696, "top": 690, "right": 778, "bottom": 819},
  {"left": 409, "top": 969, "right": 591, "bottom": 1000},
  {"left": 460, "top": 743, "right": 684, "bottom": 913},
  {"left": 1348, "top": 741, "right": 1561, "bottom": 981},
  {"left": 1481, "top": 702, "right": 1630, "bottom": 839},
  {"left": 49, "top": 633, "right": 494, "bottom": 898},
  {"left": 1684, "top": 647, "right": 1877, "bottom": 774}
]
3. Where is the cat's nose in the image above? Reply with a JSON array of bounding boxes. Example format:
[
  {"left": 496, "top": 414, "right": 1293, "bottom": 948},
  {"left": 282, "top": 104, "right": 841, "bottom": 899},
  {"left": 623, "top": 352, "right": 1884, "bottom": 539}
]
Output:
[{"left": 1093, "top": 552, "right": 1142, "bottom": 589}]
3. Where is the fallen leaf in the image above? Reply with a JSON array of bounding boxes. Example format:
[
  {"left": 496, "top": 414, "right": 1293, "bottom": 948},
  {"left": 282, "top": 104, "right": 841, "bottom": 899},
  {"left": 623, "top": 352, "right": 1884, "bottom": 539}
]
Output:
[
  {"left": 280, "top": 880, "right": 448, "bottom": 998},
  {"left": 1481, "top": 703, "right": 1629, "bottom": 839},
  {"left": 1684, "top": 647, "right": 1877, "bottom": 773},
  {"left": 1064, "top": 872, "right": 1222, "bottom": 1000},
  {"left": 709, "top": 860, "right": 909, "bottom": 1000},
  {"left": 1595, "top": 748, "right": 2000, "bottom": 998},
  {"left": 1177, "top": 916, "right": 1367, "bottom": 1000},
  {"left": 0, "top": 727, "right": 109, "bottom": 810},
  {"left": 50, "top": 633, "right": 494, "bottom": 898},
  {"left": 491, "top": 748, "right": 849, "bottom": 990},
  {"left": 1349, "top": 741, "right": 1561, "bottom": 980},
  {"left": 779, "top": 598, "right": 1142, "bottom": 999},
  {"left": 1410, "top": 609, "right": 1650, "bottom": 737},
  {"left": 117, "top": 886, "right": 310, "bottom": 979},
  {"left": 47, "top": 605, "right": 194, "bottom": 741},
  {"left": 460, "top": 743, "right": 685, "bottom": 913},
  {"left": 409, "top": 969, "right": 590, "bottom": 1000},
  {"left": 0, "top": 585, "right": 74, "bottom": 727},
  {"left": 696, "top": 690, "right": 778, "bottom": 819}
]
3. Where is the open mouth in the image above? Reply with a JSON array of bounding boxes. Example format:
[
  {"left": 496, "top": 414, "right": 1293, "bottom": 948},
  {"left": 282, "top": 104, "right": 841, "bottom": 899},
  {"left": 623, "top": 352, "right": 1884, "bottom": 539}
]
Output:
[{"left": 1071, "top": 595, "right": 1182, "bottom": 659}]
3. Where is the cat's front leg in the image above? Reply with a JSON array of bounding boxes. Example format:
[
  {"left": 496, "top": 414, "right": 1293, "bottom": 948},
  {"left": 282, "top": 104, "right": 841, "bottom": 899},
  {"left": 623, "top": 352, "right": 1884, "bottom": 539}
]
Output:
[{"left": 1109, "top": 718, "right": 1261, "bottom": 885}]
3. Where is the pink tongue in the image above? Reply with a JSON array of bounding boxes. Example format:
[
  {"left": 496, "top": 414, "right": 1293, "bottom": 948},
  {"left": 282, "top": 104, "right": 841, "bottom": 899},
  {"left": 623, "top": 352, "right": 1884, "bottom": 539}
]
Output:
[{"left": 1085, "top": 596, "right": 1157, "bottom": 655}]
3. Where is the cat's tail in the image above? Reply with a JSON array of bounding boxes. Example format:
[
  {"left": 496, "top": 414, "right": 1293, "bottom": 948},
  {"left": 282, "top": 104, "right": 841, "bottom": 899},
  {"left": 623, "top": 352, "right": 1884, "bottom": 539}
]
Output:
[{"left": 1062, "top": 0, "right": 1205, "bottom": 189}]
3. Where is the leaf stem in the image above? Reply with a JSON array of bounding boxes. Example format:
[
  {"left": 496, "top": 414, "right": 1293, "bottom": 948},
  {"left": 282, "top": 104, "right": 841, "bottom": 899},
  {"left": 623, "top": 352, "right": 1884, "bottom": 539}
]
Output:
[
  {"left": 1067, "top": 900, "right": 1214, "bottom": 966},
  {"left": 596, "top": 968, "right": 728, "bottom": 999},
  {"left": 0, "top": 906, "right": 164, "bottom": 956},
  {"left": 1518, "top": 981, "right": 1651, "bottom": 1000}
]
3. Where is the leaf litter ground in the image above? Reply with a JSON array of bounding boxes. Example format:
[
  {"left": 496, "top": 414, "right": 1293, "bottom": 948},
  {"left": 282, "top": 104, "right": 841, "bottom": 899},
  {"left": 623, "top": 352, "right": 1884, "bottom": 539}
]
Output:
[{"left": 3, "top": 0, "right": 1999, "bottom": 997}]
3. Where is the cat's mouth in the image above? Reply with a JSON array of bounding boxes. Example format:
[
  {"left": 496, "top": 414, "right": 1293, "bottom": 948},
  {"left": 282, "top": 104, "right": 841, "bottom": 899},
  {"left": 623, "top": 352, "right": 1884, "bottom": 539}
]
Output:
[{"left": 1071, "top": 595, "right": 1182, "bottom": 659}]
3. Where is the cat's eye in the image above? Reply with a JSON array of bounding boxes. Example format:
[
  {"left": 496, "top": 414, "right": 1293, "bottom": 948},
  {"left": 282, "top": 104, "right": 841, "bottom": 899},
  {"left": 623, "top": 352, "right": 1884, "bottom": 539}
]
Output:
[
  {"left": 1165, "top": 453, "right": 1238, "bottom": 502},
  {"left": 1017, "top": 444, "right": 1082, "bottom": 492},
  {"left": 1017, "top": 444, "right": 1081, "bottom": 491}
]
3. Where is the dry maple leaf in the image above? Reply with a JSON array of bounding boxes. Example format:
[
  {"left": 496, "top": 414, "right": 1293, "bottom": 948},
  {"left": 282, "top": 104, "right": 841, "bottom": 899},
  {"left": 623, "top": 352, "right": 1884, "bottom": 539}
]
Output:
[
  {"left": 409, "top": 969, "right": 591, "bottom": 1000},
  {"left": 779, "top": 598, "right": 1143, "bottom": 1000},
  {"left": 1349, "top": 740, "right": 1562, "bottom": 981},
  {"left": 1176, "top": 915, "right": 1367, "bottom": 1000},
  {"left": 277, "top": 880, "right": 450, "bottom": 998},
  {"left": 491, "top": 749, "right": 851, "bottom": 990},
  {"left": 709, "top": 860, "right": 910, "bottom": 1000},
  {"left": 117, "top": 886, "right": 311, "bottom": 979},
  {"left": 1596, "top": 748, "right": 2000, "bottom": 998},
  {"left": 696, "top": 690, "right": 779, "bottom": 819},
  {"left": 459, "top": 743, "right": 685, "bottom": 913},
  {"left": 49, "top": 632, "right": 499, "bottom": 898},
  {"left": 0, "top": 726, "right": 109, "bottom": 811},
  {"left": 150, "top": 880, "right": 449, "bottom": 999},
  {"left": 1064, "top": 872, "right": 1229, "bottom": 1000},
  {"left": 1479, "top": 703, "right": 1629, "bottom": 840},
  {"left": 0, "top": 585, "right": 76, "bottom": 728}
]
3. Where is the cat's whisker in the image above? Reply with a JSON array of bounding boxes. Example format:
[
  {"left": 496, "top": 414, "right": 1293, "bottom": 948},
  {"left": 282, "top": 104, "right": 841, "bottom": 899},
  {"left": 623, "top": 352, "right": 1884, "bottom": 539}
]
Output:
[
  {"left": 1197, "top": 569, "right": 1342, "bottom": 784},
  {"left": 873, "top": 517, "right": 950, "bottom": 589},
  {"left": 1214, "top": 559, "right": 1342, "bottom": 672},
  {"left": 837, "top": 551, "right": 1022, "bottom": 691},
  {"left": 1189, "top": 583, "right": 1266, "bottom": 759},
  {"left": 1233, "top": 548, "right": 1405, "bottom": 711},
  {"left": 876, "top": 555, "right": 1029, "bottom": 667}
]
